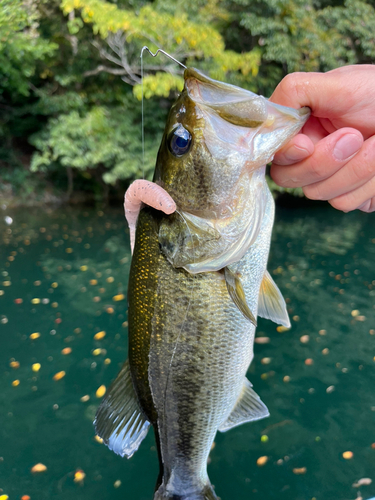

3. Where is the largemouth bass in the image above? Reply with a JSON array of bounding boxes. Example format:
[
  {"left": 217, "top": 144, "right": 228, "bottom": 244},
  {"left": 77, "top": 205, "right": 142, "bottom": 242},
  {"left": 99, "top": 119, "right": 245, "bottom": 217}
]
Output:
[{"left": 95, "top": 68, "right": 309, "bottom": 500}]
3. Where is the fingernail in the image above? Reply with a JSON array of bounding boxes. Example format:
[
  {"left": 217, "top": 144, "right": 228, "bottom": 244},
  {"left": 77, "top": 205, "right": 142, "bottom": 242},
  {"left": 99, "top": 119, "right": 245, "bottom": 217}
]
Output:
[
  {"left": 283, "top": 145, "right": 311, "bottom": 163},
  {"left": 333, "top": 134, "right": 362, "bottom": 161}
]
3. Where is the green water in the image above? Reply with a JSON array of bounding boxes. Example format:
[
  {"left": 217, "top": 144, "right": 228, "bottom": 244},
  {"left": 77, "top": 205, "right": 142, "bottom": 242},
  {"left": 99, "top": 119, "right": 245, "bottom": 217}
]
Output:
[{"left": 0, "top": 205, "right": 374, "bottom": 500}]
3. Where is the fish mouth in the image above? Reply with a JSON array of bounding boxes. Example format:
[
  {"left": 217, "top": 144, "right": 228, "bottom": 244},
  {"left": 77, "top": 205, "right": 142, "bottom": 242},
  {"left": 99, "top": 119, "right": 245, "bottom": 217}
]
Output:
[
  {"left": 184, "top": 67, "right": 268, "bottom": 128},
  {"left": 183, "top": 67, "right": 310, "bottom": 165}
]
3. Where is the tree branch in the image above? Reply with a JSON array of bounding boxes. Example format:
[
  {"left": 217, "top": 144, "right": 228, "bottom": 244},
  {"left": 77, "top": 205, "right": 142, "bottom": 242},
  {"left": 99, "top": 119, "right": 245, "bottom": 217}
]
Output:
[
  {"left": 87, "top": 30, "right": 185, "bottom": 86},
  {"left": 83, "top": 65, "right": 128, "bottom": 78}
]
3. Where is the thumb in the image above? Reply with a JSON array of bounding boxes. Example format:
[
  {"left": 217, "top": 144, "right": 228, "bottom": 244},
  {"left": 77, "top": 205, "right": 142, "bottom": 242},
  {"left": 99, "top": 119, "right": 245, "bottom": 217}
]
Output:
[{"left": 269, "top": 71, "right": 347, "bottom": 118}]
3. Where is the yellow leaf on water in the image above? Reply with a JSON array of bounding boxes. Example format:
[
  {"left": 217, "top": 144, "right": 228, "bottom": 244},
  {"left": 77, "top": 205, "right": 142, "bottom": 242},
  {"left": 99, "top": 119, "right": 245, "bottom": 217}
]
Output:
[
  {"left": 96, "top": 385, "right": 106, "bottom": 398},
  {"left": 293, "top": 467, "right": 307, "bottom": 474},
  {"left": 94, "top": 331, "right": 106, "bottom": 340},
  {"left": 31, "top": 463, "right": 47, "bottom": 473},
  {"left": 30, "top": 332, "right": 40, "bottom": 339},
  {"left": 261, "top": 357, "right": 272, "bottom": 365},
  {"left": 113, "top": 294, "right": 125, "bottom": 301},
  {"left": 254, "top": 337, "right": 270, "bottom": 344},
  {"left": 53, "top": 371, "right": 66, "bottom": 381},
  {"left": 277, "top": 326, "right": 290, "bottom": 333},
  {"left": 256, "top": 456, "right": 268, "bottom": 466},
  {"left": 74, "top": 470, "right": 86, "bottom": 483}
]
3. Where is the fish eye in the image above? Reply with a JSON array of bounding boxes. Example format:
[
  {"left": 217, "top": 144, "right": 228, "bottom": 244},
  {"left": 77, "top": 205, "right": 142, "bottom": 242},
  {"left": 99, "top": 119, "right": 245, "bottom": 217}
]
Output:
[{"left": 168, "top": 124, "right": 192, "bottom": 157}]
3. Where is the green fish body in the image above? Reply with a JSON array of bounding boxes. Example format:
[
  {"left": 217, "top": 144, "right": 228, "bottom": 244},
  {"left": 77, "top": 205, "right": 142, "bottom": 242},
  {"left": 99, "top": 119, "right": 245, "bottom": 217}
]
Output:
[{"left": 95, "top": 69, "right": 309, "bottom": 500}]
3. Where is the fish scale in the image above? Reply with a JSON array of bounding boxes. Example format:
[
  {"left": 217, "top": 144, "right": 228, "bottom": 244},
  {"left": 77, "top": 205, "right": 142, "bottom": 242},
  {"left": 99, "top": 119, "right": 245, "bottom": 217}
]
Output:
[
  {"left": 94, "top": 67, "right": 309, "bottom": 500},
  {"left": 132, "top": 198, "right": 271, "bottom": 498}
]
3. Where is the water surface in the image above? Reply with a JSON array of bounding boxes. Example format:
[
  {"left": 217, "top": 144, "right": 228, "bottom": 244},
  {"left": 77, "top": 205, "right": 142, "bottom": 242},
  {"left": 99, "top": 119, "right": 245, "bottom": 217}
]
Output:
[{"left": 0, "top": 205, "right": 374, "bottom": 500}]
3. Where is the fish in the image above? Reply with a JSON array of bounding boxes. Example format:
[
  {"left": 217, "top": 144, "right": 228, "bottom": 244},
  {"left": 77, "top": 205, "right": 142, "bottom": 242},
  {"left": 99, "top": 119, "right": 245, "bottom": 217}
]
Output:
[{"left": 94, "top": 68, "right": 309, "bottom": 500}]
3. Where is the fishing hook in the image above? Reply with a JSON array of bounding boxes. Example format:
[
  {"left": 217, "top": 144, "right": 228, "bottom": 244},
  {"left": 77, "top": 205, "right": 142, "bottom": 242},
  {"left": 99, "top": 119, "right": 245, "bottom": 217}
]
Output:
[{"left": 140, "top": 46, "right": 187, "bottom": 69}]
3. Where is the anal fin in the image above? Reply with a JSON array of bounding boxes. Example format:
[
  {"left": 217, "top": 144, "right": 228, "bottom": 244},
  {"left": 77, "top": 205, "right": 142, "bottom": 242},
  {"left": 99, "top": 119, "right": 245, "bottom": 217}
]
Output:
[
  {"left": 225, "top": 267, "right": 257, "bottom": 326},
  {"left": 258, "top": 270, "right": 291, "bottom": 328},
  {"left": 218, "top": 378, "right": 269, "bottom": 432},
  {"left": 94, "top": 360, "right": 150, "bottom": 458}
]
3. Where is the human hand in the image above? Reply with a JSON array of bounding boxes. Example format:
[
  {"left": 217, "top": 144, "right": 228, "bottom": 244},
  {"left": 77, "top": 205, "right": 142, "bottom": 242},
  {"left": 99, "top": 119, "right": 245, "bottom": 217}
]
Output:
[{"left": 269, "top": 65, "right": 375, "bottom": 212}]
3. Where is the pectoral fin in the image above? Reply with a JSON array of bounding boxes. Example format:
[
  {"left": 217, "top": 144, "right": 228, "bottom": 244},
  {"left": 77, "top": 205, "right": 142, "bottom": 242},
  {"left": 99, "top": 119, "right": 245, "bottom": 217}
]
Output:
[
  {"left": 218, "top": 378, "right": 269, "bottom": 432},
  {"left": 94, "top": 360, "right": 150, "bottom": 458},
  {"left": 225, "top": 267, "right": 257, "bottom": 326},
  {"left": 258, "top": 270, "right": 291, "bottom": 328}
]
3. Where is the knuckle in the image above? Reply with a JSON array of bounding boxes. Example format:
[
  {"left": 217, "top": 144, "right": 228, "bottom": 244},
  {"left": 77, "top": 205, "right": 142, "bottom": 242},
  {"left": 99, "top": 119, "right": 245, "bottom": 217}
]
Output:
[
  {"left": 360, "top": 198, "right": 375, "bottom": 213},
  {"left": 329, "top": 198, "right": 349, "bottom": 212},
  {"left": 277, "top": 73, "right": 308, "bottom": 103},
  {"left": 350, "top": 156, "right": 375, "bottom": 183},
  {"left": 329, "top": 195, "right": 355, "bottom": 212},
  {"left": 303, "top": 184, "right": 324, "bottom": 201},
  {"left": 362, "top": 138, "right": 375, "bottom": 170},
  {"left": 309, "top": 159, "right": 327, "bottom": 179},
  {"left": 270, "top": 167, "right": 289, "bottom": 187}
]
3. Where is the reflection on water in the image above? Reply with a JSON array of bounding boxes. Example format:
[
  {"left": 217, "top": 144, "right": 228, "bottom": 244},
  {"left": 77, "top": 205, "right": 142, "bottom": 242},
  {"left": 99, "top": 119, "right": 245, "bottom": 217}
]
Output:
[{"left": 0, "top": 205, "right": 374, "bottom": 500}]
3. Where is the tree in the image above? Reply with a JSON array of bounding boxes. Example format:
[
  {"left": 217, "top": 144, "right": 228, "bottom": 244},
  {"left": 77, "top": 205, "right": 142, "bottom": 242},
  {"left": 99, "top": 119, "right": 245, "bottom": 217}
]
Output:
[
  {"left": 29, "top": 0, "right": 262, "bottom": 196},
  {"left": 2, "top": 0, "right": 375, "bottom": 202},
  {"left": 0, "top": 0, "right": 56, "bottom": 98}
]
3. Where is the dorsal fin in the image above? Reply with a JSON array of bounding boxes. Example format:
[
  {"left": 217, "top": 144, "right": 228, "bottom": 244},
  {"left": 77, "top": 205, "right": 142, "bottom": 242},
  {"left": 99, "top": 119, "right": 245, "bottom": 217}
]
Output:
[
  {"left": 218, "top": 378, "right": 269, "bottom": 432},
  {"left": 258, "top": 270, "right": 291, "bottom": 328},
  {"left": 94, "top": 360, "right": 150, "bottom": 458},
  {"left": 224, "top": 267, "right": 257, "bottom": 326}
]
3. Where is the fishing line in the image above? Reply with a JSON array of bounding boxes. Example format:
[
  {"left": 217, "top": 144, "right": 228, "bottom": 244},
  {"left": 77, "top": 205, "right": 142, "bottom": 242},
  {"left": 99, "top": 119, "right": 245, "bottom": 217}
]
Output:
[
  {"left": 140, "top": 46, "right": 187, "bottom": 69},
  {"left": 139, "top": 46, "right": 186, "bottom": 179},
  {"left": 140, "top": 49, "right": 145, "bottom": 179}
]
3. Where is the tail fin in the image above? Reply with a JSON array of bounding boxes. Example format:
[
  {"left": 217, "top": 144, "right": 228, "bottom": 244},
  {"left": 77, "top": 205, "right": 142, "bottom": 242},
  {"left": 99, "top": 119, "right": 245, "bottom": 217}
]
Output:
[{"left": 154, "top": 483, "right": 219, "bottom": 500}]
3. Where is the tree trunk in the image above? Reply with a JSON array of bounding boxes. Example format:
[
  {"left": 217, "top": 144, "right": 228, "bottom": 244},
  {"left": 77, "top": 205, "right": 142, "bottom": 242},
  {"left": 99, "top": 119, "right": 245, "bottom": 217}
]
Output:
[{"left": 66, "top": 167, "right": 74, "bottom": 200}]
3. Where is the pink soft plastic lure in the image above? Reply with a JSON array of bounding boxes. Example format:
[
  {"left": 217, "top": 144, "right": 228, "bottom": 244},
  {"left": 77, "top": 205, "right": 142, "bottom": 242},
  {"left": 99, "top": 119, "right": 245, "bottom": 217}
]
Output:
[{"left": 124, "top": 180, "right": 176, "bottom": 253}]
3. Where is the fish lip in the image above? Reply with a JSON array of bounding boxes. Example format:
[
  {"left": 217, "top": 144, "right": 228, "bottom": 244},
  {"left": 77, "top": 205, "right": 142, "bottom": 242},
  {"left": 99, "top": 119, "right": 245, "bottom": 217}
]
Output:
[{"left": 183, "top": 68, "right": 310, "bottom": 132}]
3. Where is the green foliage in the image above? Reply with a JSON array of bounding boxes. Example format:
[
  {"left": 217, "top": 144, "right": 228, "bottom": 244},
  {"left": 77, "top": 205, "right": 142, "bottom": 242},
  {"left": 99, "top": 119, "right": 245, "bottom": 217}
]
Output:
[
  {"left": 1, "top": 0, "right": 375, "bottom": 203},
  {"left": 133, "top": 73, "right": 184, "bottom": 100},
  {"left": 0, "top": 0, "right": 57, "bottom": 97},
  {"left": 30, "top": 96, "right": 168, "bottom": 185},
  {"left": 322, "top": 0, "right": 375, "bottom": 62},
  {"left": 224, "top": 0, "right": 375, "bottom": 94},
  {"left": 60, "top": 0, "right": 261, "bottom": 95}
]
